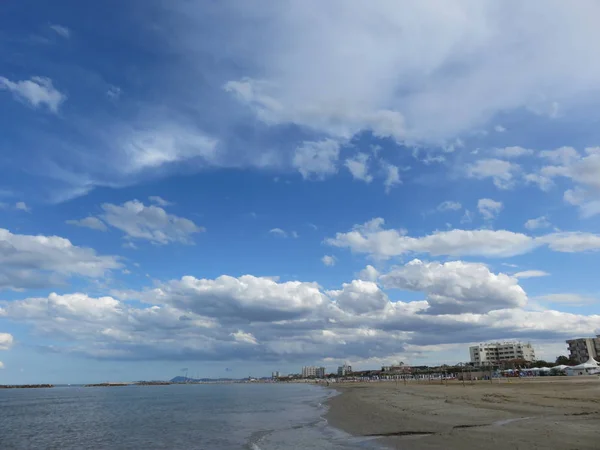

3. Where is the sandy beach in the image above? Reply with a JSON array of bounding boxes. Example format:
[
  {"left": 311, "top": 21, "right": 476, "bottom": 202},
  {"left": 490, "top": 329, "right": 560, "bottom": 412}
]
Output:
[{"left": 326, "top": 377, "right": 600, "bottom": 449}]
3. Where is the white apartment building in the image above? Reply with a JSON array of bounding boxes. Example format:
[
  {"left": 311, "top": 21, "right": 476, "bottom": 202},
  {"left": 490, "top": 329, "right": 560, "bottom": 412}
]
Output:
[
  {"left": 567, "top": 335, "right": 600, "bottom": 364},
  {"left": 469, "top": 342, "right": 536, "bottom": 366},
  {"left": 302, "top": 366, "right": 326, "bottom": 378},
  {"left": 272, "top": 371, "right": 281, "bottom": 378},
  {"left": 337, "top": 363, "right": 352, "bottom": 376}
]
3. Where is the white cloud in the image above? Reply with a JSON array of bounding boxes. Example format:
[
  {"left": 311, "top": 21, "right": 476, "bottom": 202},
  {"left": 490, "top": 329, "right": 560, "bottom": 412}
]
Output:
[
  {"left": 326, "top": 218, "right": 600, "bottom": 259},
  {"left": 345, "top": 153, "right": 373, "bottom": 183},
  {"left": 540, "top": 146, "right": 579, "bottom": 165},
  {"left": 524, "top": 216, "right": 551, "bottom": 230},
  {"left": 120, "top": 125, "right": 219, "bottom": 173},
  {"left": 326, "top": 218, "right": 535, "bottom": 259},
  {"left": 231, "top": 330, "right": 259, "bottom": 345},
  {"left": 527, "top": 146, "right": 600, "bottom": 217},
  {"left": 513, "top": 270, "right": 549, "bottom": 279},
  {"left": 2, "top": 275, "right": 600, "bottom": 363},
  {"left": 224, "top": 78, "right": 406, "bottom": 142},
  {"left": 211, "top": 1, "right": 600, "bottom": 145},
  {"left": 321, "top": 255, "right": 336, "bottom": 266},
  {"left": 49, "top": 24, "right": 70, "bottom": 38},
  {"left": 381, "top": 161, "right": 401, "bottom": 193},
  {"left": 100, "top": 200, "right": 204, "bottom": 244},
  {"left": 539, "top": 232, "right": 600, "bottom": 253},
  {"left": 0, "top": 361, "right": 4, "bottom": 369},
  {"left": 269, "top": 228, "right": 288, "bottom": 238},
  {"left": 357, "top": 265, "right": 379, "bottom": 282},
  {"left": 494, "top": 125, "right": 506, "bottom": 132},
  {"left": 493, "top": 146, "right": 533, "bottom": 158},
  {"left": 0, "top": 229, "right": 120, "bottom": 290},
  {"left": 0, "top": 333, "right": 13, "bottom": 350},
  {"left": 15, "top": 202, "right": 30, "bottom": 212},
  {"left": 66, "top": 217, "right": 108, "bottom": 232},
  {"left": 107, "top": 85, "right": 122, "bottom": 100},
  {"left": 524, "top": 173, "right": 554, "bottom": 191},
  {"left": 533, "top": 293, "right": 597, "bottom": 306},
  {"left": 328, "top": 280, "right": 388, "bottom": 315},
  {"left": 0, "top": 76, "right": 66, "bottom": 113},
  {"left": 437, "top": 201, "right": 462, "bottom": 212},
  {"left": 477, "top": 198, "right": 503, "bottom": 220},
  {"left": 148, "top": 196, "right": 172, "bottom": 207},
  {"left": 460, "top": 209, "right": 473, "bottom": 224},
  {"left": 381, "top": 259, "right": 527, "bottom": 314},
  {"left": 137, "top": 275, "right": 327, "bottom": 322},
  {"left": 467, "top": 159, "right": 520, "bottom": 189},
  {"left": 293, "top": 139, "right": 340, "bottom": 179}
]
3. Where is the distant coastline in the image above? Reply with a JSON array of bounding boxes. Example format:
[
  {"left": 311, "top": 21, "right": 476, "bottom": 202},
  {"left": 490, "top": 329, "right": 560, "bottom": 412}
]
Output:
[{"left": 0, "top": 384, "right": 54, "bottom": 389}]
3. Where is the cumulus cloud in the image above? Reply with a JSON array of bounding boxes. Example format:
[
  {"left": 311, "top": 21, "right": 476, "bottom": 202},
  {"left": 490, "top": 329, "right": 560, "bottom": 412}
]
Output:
[
  {"left": 326, "top": 218, "right": 600, "bottom": 259},
  {"left": 526, "top": 146, "right": 600, "bottom": 217},
  {"left": 358, "top": 265, "right": 379, "bottom": 282},
  {"left": 328, "top": 280, "right": 389, "bottom": 315},
  {"left": 66, "top": 217, "right": 108, "bottom": 231},
  {"left": 0, "top": 333, "right": 13, "bottom": 350},
  {"left": 0, "top": 229, "right": 121, "bottom": 290},
  {"left": 467, "top": 159, "right": 520, "bottom": 189},
  {"left": 381, "top": 161, "right": 401, "bottom": 193},
  {"left": 0, "top": 76, "right": 65, "bottom": 113},
  {"left": 345, "top": 153, "right": 373, "bottom": 183},
  {"left": 380, "top": 259, "right": 527, "bottom": 314},
  {"left": 477, "top": 198, "right": 503, "bottom": 220},
  {"left": 100, "top": 200, "right": 204, "bottom": 244},
  {"left": 3, "top": 271, "right": 597, "bottom": 363},
  {"left": 134, "top": 275, "right": 327, "bottom": 322},
  {"left": 293, "top": 139, "right": 340, "bottom": 179},
  {"left": 321, "top": 255, "right": 336, "bottom": 266},
  {"left": 524, "top": 216, "right": 551, "bottom": 230},
  {"left": 15, "top": 202, "right": 30, "bottom": 212},
  {"left": 326, "top": 218, "right": 535, "bottom": 259}
]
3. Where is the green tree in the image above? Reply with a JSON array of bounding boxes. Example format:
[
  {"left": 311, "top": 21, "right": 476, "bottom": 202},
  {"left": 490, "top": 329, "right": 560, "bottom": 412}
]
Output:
[{"left": 555, "top": 355, "right": 578, "bottom": 365}]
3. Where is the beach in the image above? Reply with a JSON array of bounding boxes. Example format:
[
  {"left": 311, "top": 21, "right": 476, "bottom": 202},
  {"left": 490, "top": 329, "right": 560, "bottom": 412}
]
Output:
[{"left": 326, "top": 377, "right": 600, "bottom": 449}]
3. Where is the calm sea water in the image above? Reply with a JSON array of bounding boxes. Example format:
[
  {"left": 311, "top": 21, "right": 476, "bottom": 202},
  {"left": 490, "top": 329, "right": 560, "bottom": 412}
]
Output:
[{"left": 0, "top": 383, "right": 383, "bottom": 449}]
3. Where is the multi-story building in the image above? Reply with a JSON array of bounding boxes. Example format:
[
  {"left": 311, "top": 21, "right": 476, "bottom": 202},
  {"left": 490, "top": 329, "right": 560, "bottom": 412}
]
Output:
[
  {"left": 272, "top": 371, "right": 280, "bottom": 378},
  {"left": 302, "top": 366, "right": 326, "bottom": 378},
  {"left": 566, "top": 335, "right": 600, "bottom": 364},
  {"left": 381, "top": 362, "right": 411, "bottom": 374},
  {"left": 337, "top": 363, "right": 352, "bottom": 376},
  {"left": 469, "top": 342, "right": 536, "bottom": 366}
]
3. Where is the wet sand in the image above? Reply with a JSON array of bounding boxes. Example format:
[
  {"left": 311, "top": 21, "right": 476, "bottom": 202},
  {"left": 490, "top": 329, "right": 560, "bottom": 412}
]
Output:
[{"left": 326, "top": 377, "right": 600, "bottom": 449}]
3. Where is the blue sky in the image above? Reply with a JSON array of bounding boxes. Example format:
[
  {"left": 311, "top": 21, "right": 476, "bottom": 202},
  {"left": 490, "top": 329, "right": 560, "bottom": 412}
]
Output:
[{"left": 1, "top": 0, "right": 600, "bottom": 383}]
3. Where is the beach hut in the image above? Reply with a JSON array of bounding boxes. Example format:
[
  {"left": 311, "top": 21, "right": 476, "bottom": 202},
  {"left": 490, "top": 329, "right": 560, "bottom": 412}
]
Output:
[{"left": 565, "top": 358, "right": 600, "bottom": 376}]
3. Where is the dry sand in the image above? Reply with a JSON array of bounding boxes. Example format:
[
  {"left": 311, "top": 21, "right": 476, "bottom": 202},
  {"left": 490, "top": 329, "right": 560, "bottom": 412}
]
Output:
[{"left": 326, "top": 377, "right": 600, "bottom": 449}]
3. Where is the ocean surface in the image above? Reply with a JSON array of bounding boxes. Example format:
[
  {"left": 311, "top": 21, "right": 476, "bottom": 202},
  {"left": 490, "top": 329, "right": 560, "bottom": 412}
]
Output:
[{"left": 0, "top": 383, "right": 383, "bottom": 449}]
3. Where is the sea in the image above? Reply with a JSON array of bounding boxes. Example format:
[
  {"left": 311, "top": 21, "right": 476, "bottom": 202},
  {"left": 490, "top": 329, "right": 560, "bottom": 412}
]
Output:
[{"left": 0, "top": 383, "right": 384, "bottom": 449}]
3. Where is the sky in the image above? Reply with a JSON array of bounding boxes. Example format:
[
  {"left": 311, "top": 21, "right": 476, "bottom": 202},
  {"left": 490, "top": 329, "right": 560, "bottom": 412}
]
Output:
[{"left": 1, "top": 0, "right": 600, "bottom": 384}]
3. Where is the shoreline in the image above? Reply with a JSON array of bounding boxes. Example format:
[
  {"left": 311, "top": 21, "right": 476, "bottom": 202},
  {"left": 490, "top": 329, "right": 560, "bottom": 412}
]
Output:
[{"left": 325, "top": 377, "right": 600, "bottom": 449}]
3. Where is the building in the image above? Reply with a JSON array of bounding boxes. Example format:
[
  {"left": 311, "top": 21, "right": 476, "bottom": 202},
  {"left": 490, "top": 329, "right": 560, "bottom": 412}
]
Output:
[
  {"left": 302, "top": 366, "right": 326, "bottom": 378},
  {"left": 469, "top": 342, "right": 536, "bottom": 366},
  {"left": 381, "top": 362, "right": 410, "bottom": 374},
  {"left": 566, "top": 335, "right": 600, "bottom": 364},
  {"left": 272, "top": 371, "right": 280, "bottom": 378},
  {"left": 337, "top": 363, "right": 352, "bottom": 376}
]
